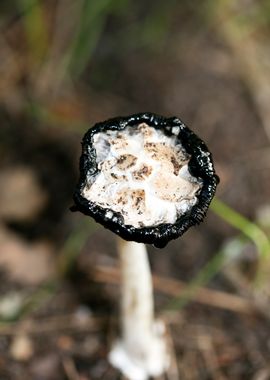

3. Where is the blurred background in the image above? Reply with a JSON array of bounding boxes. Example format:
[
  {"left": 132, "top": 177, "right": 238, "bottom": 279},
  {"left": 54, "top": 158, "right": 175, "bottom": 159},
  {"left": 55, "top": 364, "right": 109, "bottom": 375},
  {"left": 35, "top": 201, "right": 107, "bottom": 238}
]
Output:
[{"left": 0, "top": 0, "right": 270, "bottom": 379}]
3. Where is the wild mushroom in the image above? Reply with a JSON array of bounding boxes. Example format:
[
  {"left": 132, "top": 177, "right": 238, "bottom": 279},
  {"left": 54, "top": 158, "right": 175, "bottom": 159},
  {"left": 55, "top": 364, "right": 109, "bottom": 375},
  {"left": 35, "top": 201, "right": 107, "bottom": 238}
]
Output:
[{"left": 73, "top": 113, "right": 219, "bottom": 380}]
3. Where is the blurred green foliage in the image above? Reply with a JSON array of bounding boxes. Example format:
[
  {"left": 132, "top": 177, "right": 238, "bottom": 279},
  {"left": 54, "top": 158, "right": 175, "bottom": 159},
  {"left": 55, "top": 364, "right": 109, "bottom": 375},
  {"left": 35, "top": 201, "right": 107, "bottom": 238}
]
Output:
[
  {"left": 167, "top": 198, "right": 270, "bottom": 310},
  {"left": 67, "top": 0, "right": 130, "bottom": 77},
  {"left": 17, "top": 0, "right": 49, "bottom": 61}
]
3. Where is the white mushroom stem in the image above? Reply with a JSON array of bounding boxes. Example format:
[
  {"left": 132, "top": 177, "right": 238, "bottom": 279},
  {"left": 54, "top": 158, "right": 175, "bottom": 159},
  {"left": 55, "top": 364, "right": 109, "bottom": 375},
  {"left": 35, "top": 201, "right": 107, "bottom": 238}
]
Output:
[{"left": 109, "top": 238, "right": 169, "bottom": 380}]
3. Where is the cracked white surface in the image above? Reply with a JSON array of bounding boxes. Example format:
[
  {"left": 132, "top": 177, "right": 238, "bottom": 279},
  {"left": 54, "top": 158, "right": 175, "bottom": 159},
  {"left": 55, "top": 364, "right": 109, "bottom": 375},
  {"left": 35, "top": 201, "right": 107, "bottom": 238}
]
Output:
[{"left": 82, "top": 123, "right": 202, "bottom": 227}]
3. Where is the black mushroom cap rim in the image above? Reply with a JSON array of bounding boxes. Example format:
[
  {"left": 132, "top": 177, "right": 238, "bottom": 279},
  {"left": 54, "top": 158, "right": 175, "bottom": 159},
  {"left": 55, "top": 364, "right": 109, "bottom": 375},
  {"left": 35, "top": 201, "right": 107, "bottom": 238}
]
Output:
[{"left": 72, "top": 112, "right": 219, "bottom": 248}]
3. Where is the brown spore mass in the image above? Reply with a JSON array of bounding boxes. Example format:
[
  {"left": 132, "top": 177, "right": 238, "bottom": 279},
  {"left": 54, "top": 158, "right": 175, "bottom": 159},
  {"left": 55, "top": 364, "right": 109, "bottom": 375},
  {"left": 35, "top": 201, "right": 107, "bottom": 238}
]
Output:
[
  {"left": 132, "top": 165, "right": 153, "bottom": 181},
  {"left": 116, "top": 154, "right": 138, "bottom": 170}
]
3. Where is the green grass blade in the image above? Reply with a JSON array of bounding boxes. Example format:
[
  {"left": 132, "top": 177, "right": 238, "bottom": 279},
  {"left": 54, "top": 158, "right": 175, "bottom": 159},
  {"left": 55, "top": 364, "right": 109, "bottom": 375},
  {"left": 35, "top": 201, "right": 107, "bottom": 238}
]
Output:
[
  {"left": 166, "top": 248, "right": 226, "bottom": 310},
  {"left": 17, "top": 0, "right": 48, "bottom": 61},
  {"left": 68, "top": 0, "right": 114, "bottom": 78},
  {"left": 166, "top": 198, "right": 270, "bottom": 310},
  {"left": 210, "top": 198, "right": 270, "bottom": 259},
  {"left": 57, "top": 218, "right": 98, "bottom": 277}
]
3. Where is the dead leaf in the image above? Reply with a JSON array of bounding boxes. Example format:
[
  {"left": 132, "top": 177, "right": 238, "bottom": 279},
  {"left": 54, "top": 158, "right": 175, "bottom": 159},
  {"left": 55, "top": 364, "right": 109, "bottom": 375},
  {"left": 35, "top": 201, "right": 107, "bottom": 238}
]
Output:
[
  {"left": 0, "top": 166, "right": 47, "bottom": 222},
  {"left": 0, "top": 225, "right": 55, "bottom": 285}
]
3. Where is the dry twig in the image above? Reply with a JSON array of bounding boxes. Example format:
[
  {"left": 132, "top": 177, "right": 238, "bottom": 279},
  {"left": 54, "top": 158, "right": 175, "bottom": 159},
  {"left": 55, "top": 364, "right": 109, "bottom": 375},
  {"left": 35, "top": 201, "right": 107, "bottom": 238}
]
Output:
[
  {"left": 0, "top": 314, "right": 105, "bottom": 336},
  {"left": 92, "top": 265, "right": 257, "bottom": 315},
  {"left": 62, "top": 356, "right": 80, "bottom": 380}
]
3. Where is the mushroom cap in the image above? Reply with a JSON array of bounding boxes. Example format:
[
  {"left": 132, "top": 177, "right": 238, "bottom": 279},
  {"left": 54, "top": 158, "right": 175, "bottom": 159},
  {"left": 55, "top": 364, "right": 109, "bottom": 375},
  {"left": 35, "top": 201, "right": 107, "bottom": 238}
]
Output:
[{"left": 73, "top": 113, "right": 219, "bottom": 248}]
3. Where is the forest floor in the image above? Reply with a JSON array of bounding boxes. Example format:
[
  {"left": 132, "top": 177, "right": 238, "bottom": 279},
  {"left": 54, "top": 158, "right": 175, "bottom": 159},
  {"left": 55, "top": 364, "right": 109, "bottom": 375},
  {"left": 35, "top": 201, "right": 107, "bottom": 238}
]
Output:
[{"left": 1, "top": 1, "right": 270, "bottom": 379}]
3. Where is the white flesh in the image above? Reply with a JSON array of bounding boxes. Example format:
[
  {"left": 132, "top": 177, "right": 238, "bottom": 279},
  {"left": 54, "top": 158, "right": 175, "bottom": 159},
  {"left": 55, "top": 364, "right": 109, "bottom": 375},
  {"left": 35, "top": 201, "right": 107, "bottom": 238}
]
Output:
[{"left": 82, "top": 123, "right": 202, "bottom": 228}]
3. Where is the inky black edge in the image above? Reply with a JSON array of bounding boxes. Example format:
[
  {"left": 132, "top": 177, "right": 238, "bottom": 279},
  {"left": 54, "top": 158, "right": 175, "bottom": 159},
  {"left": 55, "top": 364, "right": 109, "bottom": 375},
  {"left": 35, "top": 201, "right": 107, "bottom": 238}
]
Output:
[{"left": 73, "top": 112, "right": 219, "bottom": 248}]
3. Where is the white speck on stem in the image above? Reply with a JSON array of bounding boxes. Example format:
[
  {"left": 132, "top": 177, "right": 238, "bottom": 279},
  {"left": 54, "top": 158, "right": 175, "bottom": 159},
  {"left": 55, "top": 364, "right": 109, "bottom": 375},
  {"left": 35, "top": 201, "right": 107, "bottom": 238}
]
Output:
[{"left": 109, "top": 239, "right": 170, "bottom": 380}]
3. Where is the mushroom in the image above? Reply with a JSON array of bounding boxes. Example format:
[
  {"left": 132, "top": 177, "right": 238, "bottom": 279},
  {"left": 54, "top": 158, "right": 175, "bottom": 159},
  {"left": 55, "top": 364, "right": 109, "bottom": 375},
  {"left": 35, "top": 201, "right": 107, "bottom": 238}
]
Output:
[{"left": 73, "top": 113, "right": 219, "bottom": 380}]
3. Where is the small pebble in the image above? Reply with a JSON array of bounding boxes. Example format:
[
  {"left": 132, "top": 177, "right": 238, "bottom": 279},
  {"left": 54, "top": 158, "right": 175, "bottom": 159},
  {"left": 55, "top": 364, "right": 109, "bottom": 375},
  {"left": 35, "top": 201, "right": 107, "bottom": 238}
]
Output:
[{"left": 10, "top": 334, "right": 34, "bottom": 361}]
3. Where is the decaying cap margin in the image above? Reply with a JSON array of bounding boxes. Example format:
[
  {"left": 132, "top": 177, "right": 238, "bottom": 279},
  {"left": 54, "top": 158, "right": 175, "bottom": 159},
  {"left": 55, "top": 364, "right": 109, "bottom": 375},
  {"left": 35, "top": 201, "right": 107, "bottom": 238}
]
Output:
[{"left": 72, "top": 113, "right": 219, "bottom": 248}]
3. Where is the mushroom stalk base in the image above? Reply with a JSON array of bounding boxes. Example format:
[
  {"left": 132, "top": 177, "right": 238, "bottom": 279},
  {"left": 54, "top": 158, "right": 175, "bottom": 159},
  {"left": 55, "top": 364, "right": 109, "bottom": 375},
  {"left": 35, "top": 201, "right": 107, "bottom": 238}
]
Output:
[{"left": 109, "top": 239, "right": 169, "bottom": 380}]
